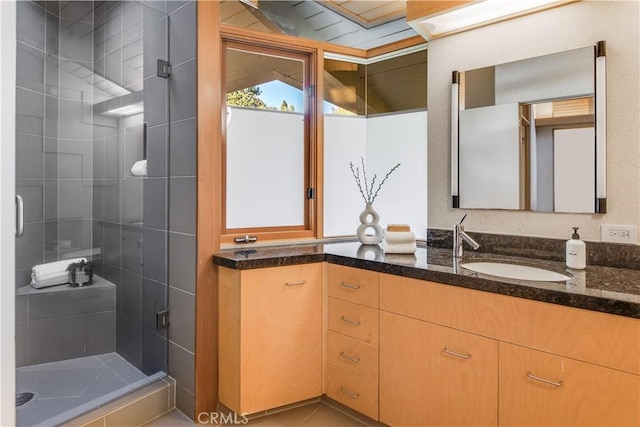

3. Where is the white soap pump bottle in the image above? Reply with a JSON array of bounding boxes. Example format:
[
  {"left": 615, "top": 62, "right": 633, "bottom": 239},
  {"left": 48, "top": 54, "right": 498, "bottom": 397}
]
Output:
[{"left": 566, "top": 227, "right": 586, "bottom": 269}]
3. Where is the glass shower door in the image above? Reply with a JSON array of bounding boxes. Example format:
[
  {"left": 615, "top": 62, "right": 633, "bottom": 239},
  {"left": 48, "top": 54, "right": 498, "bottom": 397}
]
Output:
[{"left": 14, "top": 1, "right": 170, "bottom": 425}]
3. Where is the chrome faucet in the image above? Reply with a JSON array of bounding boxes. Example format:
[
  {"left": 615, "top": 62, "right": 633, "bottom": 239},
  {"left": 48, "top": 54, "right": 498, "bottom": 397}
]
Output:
[{"left": 453, "top": 214, "right": 480, "bottom": 258}]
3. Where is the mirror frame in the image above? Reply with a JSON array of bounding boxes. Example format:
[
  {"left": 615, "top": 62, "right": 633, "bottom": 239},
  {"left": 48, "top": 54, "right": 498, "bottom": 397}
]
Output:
[{"left": 451, "top": 41, "right": 607, "bottom": 213}]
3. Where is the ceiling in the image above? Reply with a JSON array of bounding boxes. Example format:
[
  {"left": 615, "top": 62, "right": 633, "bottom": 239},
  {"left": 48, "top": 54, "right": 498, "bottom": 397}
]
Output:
[
  {"left": 221, "top": 0, "right": 420, "bottom": 50},
  {"left": 221, "top": 1, "right": 578, "bottom": 49}
]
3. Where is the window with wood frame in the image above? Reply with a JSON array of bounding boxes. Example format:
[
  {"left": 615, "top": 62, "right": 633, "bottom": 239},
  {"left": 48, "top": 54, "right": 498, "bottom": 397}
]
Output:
[{"left": 222, "top": 39, "right": 316, "bottom": 243}]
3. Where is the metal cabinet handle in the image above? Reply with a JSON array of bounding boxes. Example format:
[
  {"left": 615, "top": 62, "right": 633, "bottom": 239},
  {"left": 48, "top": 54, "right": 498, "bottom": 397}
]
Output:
[
  {"left": 340, "top": 316, "right": 361, "bottom": 326},
  {"left": 340, "top": 282, "right": 360, "bottom": 290},
  {"left": 339, "top": 387, "right": 359, "bottom": 399},
  {"left": 15, "top": 195, "right": 24, "bottom": 238},
  {"left": 285, "top": 280, "right": 306, "bottom": 286},
  {"left": 442, "top": 347, "right": 471, "bottom": 359},
  {"left": 526, "top": 372, "right": 563, "bottom": 387},
  {"left": 339, "top": 352, "right": 360, "bottom": 363}
]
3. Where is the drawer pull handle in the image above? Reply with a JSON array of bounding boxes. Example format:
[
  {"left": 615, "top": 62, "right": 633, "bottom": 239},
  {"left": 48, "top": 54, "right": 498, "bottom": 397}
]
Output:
[
  {"left": 285, "top": 280, "right": 306, "bottom": 286},
  {"left": 340, "top": 316, "right": 361, "bottom": 326},
  {"left": 340, "top": 282, "right": 361, "bottom": 290},
  {"left": 526, "top": 372, "right": 563, "bottom": 387},
  {"left": 443, "top": 347, "right": 471, "bottom": 359},
  {"left": 339, "top": 352, "right": 360, "bottom": 363},
  {"left": 339, "top": 387, "right": 359, "bottom": 399}
]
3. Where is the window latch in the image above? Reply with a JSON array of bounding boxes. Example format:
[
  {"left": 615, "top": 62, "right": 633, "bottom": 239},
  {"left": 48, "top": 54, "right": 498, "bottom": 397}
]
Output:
[{"left": 234, "top": 235, "right": 258, "bottom": 244}]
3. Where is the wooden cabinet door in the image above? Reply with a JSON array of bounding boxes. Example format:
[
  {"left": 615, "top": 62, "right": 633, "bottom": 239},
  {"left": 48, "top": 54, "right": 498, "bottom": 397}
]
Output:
[
  {"left": 424, "top": 322, "right": 498, "bottom": 427},
  {"left": 240, "top": 263, "right": 322, "bottom": 413},
  {"left": 380, "top": 311, "right": 498, "bottom": 427},
  {"left": 499, "top": 342, "right": 640, "bottom": 427},
  {"left": 380, "top": 311, "right": 429, "bottom": 427}
]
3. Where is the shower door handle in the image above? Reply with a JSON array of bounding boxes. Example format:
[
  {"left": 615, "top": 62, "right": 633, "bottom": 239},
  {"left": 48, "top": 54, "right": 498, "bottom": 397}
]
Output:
[{"left": 15, "top": 194, "right": 24, "bottom": 237}]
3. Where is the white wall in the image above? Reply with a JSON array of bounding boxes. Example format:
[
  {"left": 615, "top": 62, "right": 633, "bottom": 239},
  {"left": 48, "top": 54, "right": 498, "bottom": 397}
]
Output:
[
  {"left": 324, "top": 115, "right": 367, "bottom": 236},
  {"left": 366, "top": 112, "right": 428, "bottom": 238},
  {"left": 324, "top": 111, "right": 428, "bottom": 238},
  {"left": 427, "top": 1, "right": 640, "bottom": 242},
  {"left": 0, "top": 1, "right": 16, "bottom": 424}
]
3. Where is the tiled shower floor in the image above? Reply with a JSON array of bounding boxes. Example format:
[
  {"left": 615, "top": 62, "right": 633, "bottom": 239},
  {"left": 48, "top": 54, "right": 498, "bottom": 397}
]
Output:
[{"left": 16, "top": 353, "right": 147, "bottom": 426}]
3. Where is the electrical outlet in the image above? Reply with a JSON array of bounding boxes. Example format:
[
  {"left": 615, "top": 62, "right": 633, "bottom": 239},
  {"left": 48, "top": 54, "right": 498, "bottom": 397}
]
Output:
[{"left": 601, "top": 225, "right": 638, "bottom": 244}]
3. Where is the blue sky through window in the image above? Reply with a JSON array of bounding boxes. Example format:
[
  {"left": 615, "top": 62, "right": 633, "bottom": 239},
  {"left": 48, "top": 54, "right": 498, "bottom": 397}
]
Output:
[{"left": 257, "top": 80, "right": 344, "bottom": 113}]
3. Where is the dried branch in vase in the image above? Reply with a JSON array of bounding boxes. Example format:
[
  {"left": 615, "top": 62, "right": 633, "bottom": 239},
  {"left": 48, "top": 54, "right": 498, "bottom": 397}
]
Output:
[{"left": 349, "top": 157, "right": 401, "bottom": 205}]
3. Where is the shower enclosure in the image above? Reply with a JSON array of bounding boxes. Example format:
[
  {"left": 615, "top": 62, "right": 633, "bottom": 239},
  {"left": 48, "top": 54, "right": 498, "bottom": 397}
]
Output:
[{"left": 14, "top": 1, "right": 171, "bottom": 424}]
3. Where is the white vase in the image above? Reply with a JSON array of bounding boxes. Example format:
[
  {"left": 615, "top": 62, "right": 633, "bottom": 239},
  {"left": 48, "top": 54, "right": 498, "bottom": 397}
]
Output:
[{"left": 357, "top": 204, "right": 383, "bottom": 245}]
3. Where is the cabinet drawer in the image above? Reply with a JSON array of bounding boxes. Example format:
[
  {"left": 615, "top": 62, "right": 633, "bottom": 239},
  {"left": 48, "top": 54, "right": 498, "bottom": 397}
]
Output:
[
  {"left": 328, "top": 297, "right": 379, "bottom": 345},
  {"left": 499, "top": 342, "right": 640, "bottom": 426},
  {"left": 327, "top": 264, "right": 379, "bottom": 308},
  {"left": 325, "top": 364, "right": 378, "bottom": 420},
  {"left": 327, "top": 331, "right": 378, "bottom": 380},
  {"left": 380, "top": 273, "right": 640, "bottom": 374}
]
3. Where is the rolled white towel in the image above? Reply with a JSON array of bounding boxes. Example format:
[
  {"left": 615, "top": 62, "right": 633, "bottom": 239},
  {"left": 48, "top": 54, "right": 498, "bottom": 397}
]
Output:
[
  {"left": 31, "top": 258, "right": 86, "bottom": 280},
  {"left": 31, "top": 258, "right": 86, "bottom": 288},
  {"left": 31, "top": 274, "right": 70, "bottom": 289},
  {"left": 384, "top": 231, "right": 416, "bottom": 245},
  {"left": 383, "top": 241, "right": 417, "bottom": 254}
]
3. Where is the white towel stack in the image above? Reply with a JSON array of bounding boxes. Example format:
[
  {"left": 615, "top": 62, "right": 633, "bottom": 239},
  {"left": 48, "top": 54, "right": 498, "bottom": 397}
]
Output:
[
  {"left": 31, "top": 258, "right": 86, "bottom": 289},
  {"left": 383, "top": 224, "right": 417, "bottom": 254}
]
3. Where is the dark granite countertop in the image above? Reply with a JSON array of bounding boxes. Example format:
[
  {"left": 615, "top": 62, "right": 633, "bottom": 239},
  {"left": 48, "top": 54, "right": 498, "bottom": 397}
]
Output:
[{"left": 213, "top": 242, "right": 640, "bottom": 319}]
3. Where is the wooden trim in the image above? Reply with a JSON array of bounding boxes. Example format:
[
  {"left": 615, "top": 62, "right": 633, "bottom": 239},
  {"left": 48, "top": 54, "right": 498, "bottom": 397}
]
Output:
[
  {"left": 220, "top": 230, "right": 316, "bottom": 245},
  {"left": 220, "top": 24, "right": 367, "bottom": 58},
  {"left": 534, "top": 114, "right": 595, "bottom": 127},
  {"left": 218, "top": 267, "right": 242, "bottom": 411},
  {"left": 315, "top": 47, "right": 325, "bottom": 239},
  {"left": 195, "top": 0, "right": 222, "bottom": 419},
  {"left": 365, "top": 35, "right": 426, "bottom": 58},
  {"left": 406, "top": 0, "right": 475, "bottom": 22}
]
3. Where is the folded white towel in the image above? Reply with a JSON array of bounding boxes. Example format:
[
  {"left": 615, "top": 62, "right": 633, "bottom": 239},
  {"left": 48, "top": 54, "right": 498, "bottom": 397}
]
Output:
[
  {"left": 31, "top": 258, "right": 86, "bottom": 289},
  {"left": 384, "top": 231, "right": 416, "bottom": 245},
  {"left": 383, "top": 241, "right": 417, "bottom": 254},
  {"left": 131, "top": 160, "right": 147, "bottom": 176}
]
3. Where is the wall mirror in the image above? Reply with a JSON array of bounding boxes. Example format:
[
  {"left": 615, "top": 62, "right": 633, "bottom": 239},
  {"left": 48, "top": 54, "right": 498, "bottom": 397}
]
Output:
[{"left": 451, "top": 42, "right": 607, "bottom": 213}]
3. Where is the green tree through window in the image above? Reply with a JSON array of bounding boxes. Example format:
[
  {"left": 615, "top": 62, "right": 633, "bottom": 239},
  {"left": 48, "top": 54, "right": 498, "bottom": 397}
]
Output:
[
  {"left": 227, "top": 86, "right": 296, "bottom": 112},
  {"left": 226, "top": 86, "right": 267, "bottom": 108}
]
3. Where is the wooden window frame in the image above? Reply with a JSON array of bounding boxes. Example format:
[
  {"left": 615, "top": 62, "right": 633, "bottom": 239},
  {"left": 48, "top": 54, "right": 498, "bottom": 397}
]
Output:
[{"left": 220, "top": 32, "right": 318, "bottom": 244}]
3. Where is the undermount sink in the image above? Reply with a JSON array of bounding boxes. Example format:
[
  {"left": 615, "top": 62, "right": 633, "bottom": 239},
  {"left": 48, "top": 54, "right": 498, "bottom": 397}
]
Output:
[{"left": 460, "top": 261, "right": 571, "bottom": 282}]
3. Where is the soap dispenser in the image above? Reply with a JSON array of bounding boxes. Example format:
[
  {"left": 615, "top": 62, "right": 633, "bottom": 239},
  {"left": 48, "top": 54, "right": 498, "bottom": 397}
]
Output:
[{"left": 566, "top": 227, "right": 586, "bottom": 269}]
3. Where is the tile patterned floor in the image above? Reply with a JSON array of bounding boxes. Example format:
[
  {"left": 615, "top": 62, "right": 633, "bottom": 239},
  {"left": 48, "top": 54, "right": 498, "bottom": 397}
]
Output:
[
  {"left": 145, "top": 403, "right": 371, "bottom": 427},
  {"left": 16, "top": 353, "right": 146, "bottom": 427}
]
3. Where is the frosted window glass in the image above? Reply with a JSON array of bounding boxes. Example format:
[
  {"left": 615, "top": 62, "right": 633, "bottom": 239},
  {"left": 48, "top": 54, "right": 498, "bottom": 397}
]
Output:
[{"left": 226, "top": 107, "right": 305, "bottom": 228}]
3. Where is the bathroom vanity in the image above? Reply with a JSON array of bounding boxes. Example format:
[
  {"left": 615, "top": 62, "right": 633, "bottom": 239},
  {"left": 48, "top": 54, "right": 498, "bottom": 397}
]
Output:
[{"left": 214, "top": 242, "right": 640, "bottom": 426}]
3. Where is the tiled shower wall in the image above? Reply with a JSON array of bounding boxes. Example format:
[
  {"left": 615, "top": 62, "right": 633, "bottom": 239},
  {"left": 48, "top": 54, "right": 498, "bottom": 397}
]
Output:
[{"left": 15, "top": 0, "right": 116, "bottom": 366}]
